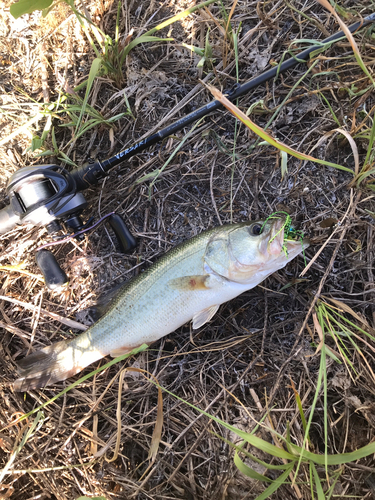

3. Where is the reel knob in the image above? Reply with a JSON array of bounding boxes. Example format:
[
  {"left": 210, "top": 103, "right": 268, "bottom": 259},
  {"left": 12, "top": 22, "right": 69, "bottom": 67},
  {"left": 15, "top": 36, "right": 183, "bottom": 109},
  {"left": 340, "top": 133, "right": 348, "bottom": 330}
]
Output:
[
  {"left": 108, "top": 214, "right": 137, "bottom": 253},
  {"left": 36, "top": 250, "right": 68, "bottom": 290}
]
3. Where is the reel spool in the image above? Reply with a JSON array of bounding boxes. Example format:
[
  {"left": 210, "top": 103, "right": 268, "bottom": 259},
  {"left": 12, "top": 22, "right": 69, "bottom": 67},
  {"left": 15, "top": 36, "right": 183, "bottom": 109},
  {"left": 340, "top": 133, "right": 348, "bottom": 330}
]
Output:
[
  {"left": 14, "top": 176, "right": 55, "bottom": 210},
  {"left": 2, "top": 164, "right": 88, "bottom": 234}
]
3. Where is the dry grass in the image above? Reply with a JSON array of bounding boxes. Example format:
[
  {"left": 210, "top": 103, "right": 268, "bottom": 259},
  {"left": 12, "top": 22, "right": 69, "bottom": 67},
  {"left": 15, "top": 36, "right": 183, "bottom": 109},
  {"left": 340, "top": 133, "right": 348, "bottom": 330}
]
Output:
[{"left": 1, "top": 0, "right": 375, "bottom": 498}]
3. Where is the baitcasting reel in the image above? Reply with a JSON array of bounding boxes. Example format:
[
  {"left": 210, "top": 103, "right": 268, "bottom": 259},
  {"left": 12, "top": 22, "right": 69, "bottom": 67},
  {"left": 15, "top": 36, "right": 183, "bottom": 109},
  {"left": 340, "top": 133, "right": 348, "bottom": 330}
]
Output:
[
  {"left": 0, "top": 164, "right": 87, "bottom": 235},
  {"left": 0, "top": 164, "right": 136, "bottom": 289}
]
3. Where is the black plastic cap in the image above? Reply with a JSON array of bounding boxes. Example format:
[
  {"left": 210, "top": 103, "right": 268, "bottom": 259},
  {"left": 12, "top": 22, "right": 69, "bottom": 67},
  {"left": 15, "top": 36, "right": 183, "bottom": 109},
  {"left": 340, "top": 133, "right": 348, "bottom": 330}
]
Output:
[
  {"left": 108, "top": 214, "right": 137, "bottom": 253},
  {"left": 36, "top": 250, "right": 68, "bottom": 290}
]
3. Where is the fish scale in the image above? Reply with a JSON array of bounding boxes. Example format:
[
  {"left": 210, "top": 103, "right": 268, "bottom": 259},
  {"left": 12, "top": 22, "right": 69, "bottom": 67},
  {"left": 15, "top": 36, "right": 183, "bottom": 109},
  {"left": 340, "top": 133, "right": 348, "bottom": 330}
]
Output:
[
  {"left": 78, "top": 225, "right": 244, "bottom": 356},
  {"left": 14, "top": 219, "right": 308, "bottom": 391}
]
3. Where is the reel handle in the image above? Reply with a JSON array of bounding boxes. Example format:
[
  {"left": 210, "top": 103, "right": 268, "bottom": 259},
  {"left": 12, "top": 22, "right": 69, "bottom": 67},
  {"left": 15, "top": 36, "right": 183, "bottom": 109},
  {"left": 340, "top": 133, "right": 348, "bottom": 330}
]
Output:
[{"left": 35, "top": 214, "right": 136, "bottom": 289}]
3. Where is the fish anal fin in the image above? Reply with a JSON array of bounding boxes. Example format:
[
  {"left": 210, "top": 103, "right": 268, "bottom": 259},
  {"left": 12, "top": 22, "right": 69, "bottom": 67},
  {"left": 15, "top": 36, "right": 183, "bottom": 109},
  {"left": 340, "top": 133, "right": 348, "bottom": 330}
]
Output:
[
  {"left": 192, "top": 304, "right": 220, "bottom": 329},
  {"left": 110, "top": 345, "right": 141, "bottom": 357},
  {"left": 168, "top": 275, "right": 210, "bottom": 291}
]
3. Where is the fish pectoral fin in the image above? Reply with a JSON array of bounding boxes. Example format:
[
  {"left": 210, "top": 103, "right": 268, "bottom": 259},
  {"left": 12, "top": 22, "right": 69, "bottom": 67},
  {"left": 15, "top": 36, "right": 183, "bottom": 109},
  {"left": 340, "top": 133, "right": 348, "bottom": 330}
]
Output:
[
  {"left": 168, "top": 275, "right": 211, "bottom": 291},
  {"left": 192, "top": 304, "right": 220, "bottom": 329}
]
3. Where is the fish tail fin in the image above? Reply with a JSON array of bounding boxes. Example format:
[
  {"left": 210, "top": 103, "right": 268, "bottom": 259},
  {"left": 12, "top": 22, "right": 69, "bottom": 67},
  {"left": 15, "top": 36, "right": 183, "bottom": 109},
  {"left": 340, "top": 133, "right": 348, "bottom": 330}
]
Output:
[{"left": 13, "top": 339, "right": 98, "bottom": 391}]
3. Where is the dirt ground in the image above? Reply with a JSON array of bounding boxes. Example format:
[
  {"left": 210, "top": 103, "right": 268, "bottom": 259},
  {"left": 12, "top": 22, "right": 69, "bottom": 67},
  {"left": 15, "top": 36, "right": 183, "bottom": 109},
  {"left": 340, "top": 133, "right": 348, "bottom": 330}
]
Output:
[{"left": 0, "top": 0, "right": 375, "bottom": 498}]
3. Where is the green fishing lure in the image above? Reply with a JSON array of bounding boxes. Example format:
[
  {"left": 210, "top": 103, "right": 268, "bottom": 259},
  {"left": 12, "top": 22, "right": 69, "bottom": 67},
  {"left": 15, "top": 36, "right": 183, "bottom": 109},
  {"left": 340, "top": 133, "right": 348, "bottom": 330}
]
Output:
[{"left": 261, "top": 211, "right": 307, "bottom": 263}]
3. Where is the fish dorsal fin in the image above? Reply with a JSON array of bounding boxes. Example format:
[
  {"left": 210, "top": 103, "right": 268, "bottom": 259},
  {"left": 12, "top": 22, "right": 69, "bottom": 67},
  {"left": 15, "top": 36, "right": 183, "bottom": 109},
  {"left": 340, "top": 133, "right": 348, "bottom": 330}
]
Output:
[
  {"left": 192, "top": 304, "right": 220, "bottom": 329},
  {"left": 76, "top": 281, "right": 128, "bottom": 323},
  {"left": 168, "top": 275, "right": 211, "bottom": 291}
]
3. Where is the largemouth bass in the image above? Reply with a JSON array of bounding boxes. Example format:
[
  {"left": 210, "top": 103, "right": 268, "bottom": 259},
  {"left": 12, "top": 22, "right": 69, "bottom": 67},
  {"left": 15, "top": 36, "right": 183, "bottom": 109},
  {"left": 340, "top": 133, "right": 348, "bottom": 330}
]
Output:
[{"left": 14, "top": 218, "right": 308, "bottom": 391}]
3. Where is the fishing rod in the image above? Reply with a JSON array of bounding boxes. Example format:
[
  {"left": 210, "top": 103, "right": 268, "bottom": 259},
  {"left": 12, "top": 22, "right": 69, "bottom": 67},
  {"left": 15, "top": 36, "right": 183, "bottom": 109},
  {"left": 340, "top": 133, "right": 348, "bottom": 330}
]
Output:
[
  {"left": 72, "top": 12, "right": 375, "bottom": 188},
  {"left": 0, "top": 13, "right": 374, "bottom": 289}
]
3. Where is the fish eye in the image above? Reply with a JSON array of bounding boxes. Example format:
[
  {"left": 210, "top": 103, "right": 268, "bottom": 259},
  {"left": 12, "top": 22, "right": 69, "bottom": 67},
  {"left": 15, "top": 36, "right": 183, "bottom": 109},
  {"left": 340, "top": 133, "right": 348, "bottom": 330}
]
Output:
[{"left": 249, "top": 223, "right": 263, "bottom": 236}]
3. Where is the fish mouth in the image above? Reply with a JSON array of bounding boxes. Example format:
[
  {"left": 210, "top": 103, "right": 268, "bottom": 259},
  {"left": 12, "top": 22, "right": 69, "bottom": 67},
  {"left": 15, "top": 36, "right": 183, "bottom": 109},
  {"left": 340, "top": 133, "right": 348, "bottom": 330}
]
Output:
[
  {"left": 285, "top": 236, "right": 309, "bottom": 254},
  {"left": 262, "top": 218, "right": 310, "bottom": 257}
]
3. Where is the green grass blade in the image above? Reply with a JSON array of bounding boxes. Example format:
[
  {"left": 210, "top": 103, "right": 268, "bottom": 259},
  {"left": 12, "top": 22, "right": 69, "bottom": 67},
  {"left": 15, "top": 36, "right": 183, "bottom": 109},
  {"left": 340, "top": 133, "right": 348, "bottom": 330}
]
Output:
[
  {"left": 59, "top": 121, "right": 77, "bottom": 128},
  {"left": 311, "top": 462, "right": 325, "bottom": 500},
  {"left": 254, "top": 463, "right": 295, "bottom": 500},
  {"left": 291, "top": 382, "right": 309, "bottom": 439},
  {"left": 310, "top": 462, "right": 315, "bottom": 500},
  {"left": 121, "top": 36, "right": 173, "bottom": 62},
  {"left": 327, "top": 309, "right": 375, "bottom": 343},
  {"left": 210, "top": 433, "right": 291, "bottom": 471},
  {"left": 182, "top": 42, "right": 204, "bottom": 57},
  {"left": 107, "top": 113, "right": 127, "bottom": 122},
  {"left": 35, "top": 150, "right": 55, "bottom": 157},
  {"left": 57, "top": 152, "right": 78, "bottom": 167},
  {"left": 356, "top": 168, "right": 375, "bottom": 185},
  {"left": 51, "top": 125, "right": 58, "bottom": 151},
  {"left": 363, "top": 111, "right": 375, "bottom": 167},
  {"left": 74, "top": 119, "right": 106, "bottom": 139},
  {"left": 319, "top": 92, "right": 341, "bottom": 126},
  {"left": 74, "top": 57, "right": 102, "bottom": 136},
  {"left": 289, "top": 439, "right": 375, "bottom": 465},
  {"left": 234, "top": 453, "right": 273, "bottom": 482},
  {"left": 135, "top": 169, "right": 162, "bottom": 185}
]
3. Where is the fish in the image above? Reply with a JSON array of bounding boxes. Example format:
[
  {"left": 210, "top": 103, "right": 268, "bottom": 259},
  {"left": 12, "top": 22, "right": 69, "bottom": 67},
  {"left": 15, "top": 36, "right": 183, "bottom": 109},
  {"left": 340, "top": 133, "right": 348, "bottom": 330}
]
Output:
[{"left": 13, "top": 218, "right": 308, "bottom": 391}]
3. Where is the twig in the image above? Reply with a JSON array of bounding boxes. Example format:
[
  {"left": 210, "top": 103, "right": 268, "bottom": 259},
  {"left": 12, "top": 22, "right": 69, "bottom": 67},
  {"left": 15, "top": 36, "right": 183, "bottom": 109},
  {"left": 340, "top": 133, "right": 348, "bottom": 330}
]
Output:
[
  {"left": 300, "top": 189, "right": 355, "bottom": 276},
  {"left": 0, "top": 295, "right": 87, "bottom": 331}
]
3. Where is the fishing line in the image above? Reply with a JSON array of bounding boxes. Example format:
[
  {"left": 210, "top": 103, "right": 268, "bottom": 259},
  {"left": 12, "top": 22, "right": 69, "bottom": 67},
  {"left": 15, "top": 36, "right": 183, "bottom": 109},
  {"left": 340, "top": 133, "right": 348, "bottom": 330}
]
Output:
[{"left": 36, "top": 212, "right": 115, "bottom": 251}]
